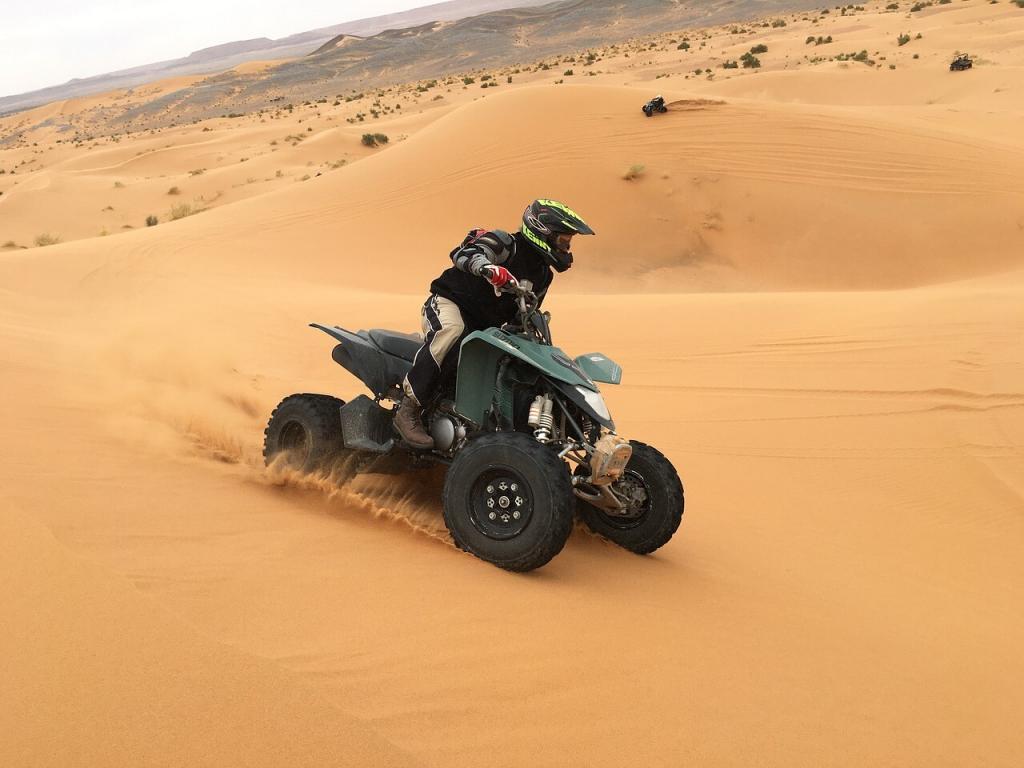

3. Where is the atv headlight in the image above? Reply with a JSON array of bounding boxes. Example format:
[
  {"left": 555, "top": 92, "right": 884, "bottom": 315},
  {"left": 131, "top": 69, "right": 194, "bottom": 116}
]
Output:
[{"left": 575, "top": 385, "right": 610, "bottom": 422}]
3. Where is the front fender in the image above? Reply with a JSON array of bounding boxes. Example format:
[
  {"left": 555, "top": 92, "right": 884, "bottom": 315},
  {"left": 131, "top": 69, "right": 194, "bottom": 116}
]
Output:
[
  {"left": 456, "top": 329, "right": 596, "bottom": 425},
  {"left": 575, "top": 353, "right": 622, "bottom": 385}
]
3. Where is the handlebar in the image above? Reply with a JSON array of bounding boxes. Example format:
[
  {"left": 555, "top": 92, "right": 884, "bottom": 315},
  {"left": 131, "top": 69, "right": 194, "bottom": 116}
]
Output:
[{"left": 498, "top": 282, "right": 537, "bottom": 303}]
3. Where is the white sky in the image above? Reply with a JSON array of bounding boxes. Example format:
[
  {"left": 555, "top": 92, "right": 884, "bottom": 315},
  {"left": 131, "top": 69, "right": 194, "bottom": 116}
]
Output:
[{"left": 0, "top": 0, "right": 430, "bottom": 98}]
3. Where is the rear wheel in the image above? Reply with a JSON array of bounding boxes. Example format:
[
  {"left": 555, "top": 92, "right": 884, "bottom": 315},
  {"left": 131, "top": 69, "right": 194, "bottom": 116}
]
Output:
[
  {"left": 263, "top": 394, "right": 345, "bottom": 473},
  {"left": 577, "top": 441, "right": 683, "bottom": 555},
  {"left": 443, "top": 433, "right": 573, "bottom": 572}
]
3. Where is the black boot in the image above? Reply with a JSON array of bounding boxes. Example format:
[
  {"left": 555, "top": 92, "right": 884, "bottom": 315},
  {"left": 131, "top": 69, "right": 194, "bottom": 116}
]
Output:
[{"left": 394, "top": 397, "right": 434, "bottom": 450}]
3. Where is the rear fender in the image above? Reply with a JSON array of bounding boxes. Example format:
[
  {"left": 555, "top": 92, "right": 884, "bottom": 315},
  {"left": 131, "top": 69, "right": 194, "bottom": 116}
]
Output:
[{"left": 310, "top": 323, "right": 410, "bottom": 399}]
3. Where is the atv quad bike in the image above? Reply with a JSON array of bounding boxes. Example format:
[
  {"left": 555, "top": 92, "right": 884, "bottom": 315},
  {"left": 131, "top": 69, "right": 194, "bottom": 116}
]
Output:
[
  {"left": 642, "top": 95, "right": 668, "bottom": 117},
  {"left": 949, "top": 54, "right": 972, "bottom": 72},
  {"left": 264, "top": 284, "right": 684, "bottom": 571}
]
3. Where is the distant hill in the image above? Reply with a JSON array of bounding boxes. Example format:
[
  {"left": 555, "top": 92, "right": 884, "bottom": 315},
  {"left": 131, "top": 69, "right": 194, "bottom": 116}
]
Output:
[
  {"left": 96, "top": 0, "right": 824, "bottom": 128},
  {"left": 0, "top": 0, "right": 554, "bottom": 114},
  {"left": 2, "top": 0, "right": 826, "bottom": 128}
]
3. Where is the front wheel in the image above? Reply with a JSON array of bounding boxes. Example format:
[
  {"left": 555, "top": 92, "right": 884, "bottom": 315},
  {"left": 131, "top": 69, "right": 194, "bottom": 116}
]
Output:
[
  {"left": 577, "top": 441, "right": 683, "bottom": 555},
  {"left": 443, "top": 433, "right": 574, "bottom": 571}
]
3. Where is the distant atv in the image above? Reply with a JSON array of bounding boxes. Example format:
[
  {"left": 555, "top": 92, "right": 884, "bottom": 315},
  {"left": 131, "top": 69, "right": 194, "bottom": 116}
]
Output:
[
  {"left": 264, "top": 284, "right": 684, "bottom": 572},
  {"left": 949, "top": 54, "right": 972, "bottom": 71},
  {"left": 642, "top": 95, "right": 668, "bottom": 117}
]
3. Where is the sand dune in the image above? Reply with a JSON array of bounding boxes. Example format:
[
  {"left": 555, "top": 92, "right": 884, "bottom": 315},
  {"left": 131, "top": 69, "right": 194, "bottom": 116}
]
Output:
[{"left": 2, "top": 1, "right": 1023, "bottom": 765}]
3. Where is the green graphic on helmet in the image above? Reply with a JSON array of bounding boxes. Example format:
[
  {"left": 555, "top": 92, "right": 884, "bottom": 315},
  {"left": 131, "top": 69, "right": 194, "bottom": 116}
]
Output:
[{"left": 521, "top": 224, "right": 552, "bottom": 254}]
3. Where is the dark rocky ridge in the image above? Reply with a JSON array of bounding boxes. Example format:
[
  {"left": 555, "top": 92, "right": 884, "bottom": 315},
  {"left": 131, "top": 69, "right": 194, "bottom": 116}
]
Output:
[{"left": 0, "top": 0, "right": 554, "bottom": 114}]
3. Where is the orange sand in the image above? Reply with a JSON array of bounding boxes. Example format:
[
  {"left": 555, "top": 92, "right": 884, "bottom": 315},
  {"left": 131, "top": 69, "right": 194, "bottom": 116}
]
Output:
[{"left": 1, "top": 1, "right": 1022, "bottom": 765}]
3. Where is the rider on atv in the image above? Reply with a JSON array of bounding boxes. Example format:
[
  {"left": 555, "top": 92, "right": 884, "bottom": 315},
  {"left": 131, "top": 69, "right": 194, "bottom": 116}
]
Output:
[{"left": 395, "top": 199, "right": 595, "bottom": 449}]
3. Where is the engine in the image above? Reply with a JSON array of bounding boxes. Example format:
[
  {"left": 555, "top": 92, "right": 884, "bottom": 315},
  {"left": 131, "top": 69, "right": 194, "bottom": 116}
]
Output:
[{"left": 430, "top": 412, "right": 466, "bottom": 452}]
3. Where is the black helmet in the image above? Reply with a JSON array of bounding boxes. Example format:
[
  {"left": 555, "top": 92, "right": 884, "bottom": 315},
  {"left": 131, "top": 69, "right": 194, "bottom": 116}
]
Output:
[{"left": 521, "top": 198, "right": 595, "bottom": 272}]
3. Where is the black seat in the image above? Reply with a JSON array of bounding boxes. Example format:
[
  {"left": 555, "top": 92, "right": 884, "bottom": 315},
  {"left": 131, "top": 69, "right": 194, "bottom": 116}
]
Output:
[{"left": 368, "top": 329, "right": 423, "bottom": 362}]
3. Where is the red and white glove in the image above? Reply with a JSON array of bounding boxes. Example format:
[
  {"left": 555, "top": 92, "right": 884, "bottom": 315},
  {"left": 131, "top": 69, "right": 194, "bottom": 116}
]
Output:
[{"left": 483, "top": 265, "right": 517, "bottom": 289}]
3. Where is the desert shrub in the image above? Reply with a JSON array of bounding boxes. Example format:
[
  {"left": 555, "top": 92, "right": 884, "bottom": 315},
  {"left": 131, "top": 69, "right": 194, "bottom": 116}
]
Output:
[
  {"left": 113, "top": 181, "right": 125, "bottom": 188},
  {"left": 34, "top": 233, "right": 61, "bottom": 247},
  {"left": 169, "top": 203, "right": 199, "bottom": 220},
  {"left": 564, "top": 69, "right": 574, "bottom": 75},
  {"left": 898, "top": 33, "right": 911, "bottom": 45},
  {"left": 167, "top": 186, "right": 181, "bottom": 195},
  {"left": 677, "top": 41, "right": 690, "bottom": 49},
  {"left": 189, "top": 168, "right": 205, "bottom": 176},
  {"left": 806, "top": 35, "right": 816, "bottom": 44},
  {"left": 886, "top": 2, "right": 899, "bottom": 6},
  {"left": 740, "top": 52, "right": 761, "bottom": 68},
  {"left": 750, "top": 44, "right": 768, "bottom": 54},
  {"left": 146, "top": 215, "right": 158, "bottom": 227},
  {"left": 913, "top": 53, "right": 920, "bottom": 58},
  {"left": 3, "top": 240, "right": 18, "bottom": 248},
  {"left": 361, "top": 133, "right": 389, "bottom": 147},
  {"left": 722, "top": 60, "right": 739, "bottom": 69},
  {"left": 771, "top": 19, "right": 787, "bottom": 27},
  {"left": 622, "top": 164, "right": 645, "bottom": 181}
]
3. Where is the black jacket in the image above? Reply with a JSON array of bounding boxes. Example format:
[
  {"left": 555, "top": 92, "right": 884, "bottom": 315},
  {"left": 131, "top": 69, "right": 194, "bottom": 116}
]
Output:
[{"left": 430, "top": 229, "right": 552, "bottom": 330}]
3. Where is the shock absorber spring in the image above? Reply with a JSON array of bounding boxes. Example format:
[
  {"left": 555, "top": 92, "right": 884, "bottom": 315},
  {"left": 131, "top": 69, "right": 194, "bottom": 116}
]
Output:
[{"left": 528, "top": 394, "right": 555, "bottom": 443}]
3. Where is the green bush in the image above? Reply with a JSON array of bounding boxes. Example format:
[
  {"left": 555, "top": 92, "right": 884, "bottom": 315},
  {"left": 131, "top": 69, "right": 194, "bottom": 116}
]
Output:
[
  {"left": 361, "top": 133, "right": 390, "bottom": 147},
  {"left": 722, "top": 60, "right": 739, "bottom": 69},
  {"left": 146, "top": 215, "right": 158, "bottom": 227},
  {"left": 677, "top": 41, "right": 690, "bottom": 50},
  {"left": 898, "top": 33, "right": 911, "bottom": 46},
  {"left": 750, "top": 44, "right": 768, "bottom": 54},
  {"left": 740, "top": 52, "right": 761, "bottom": 68},
  {"left": 564, "top": 69, "right": 574, "bottom": 76},
  {"left": 771, "top": 19, "right": 787, "bottom": 27},
  {"left": 34, "top": 233, "right": 61, "bottom": 247},
  {"left": 622, "top": 164, "right": 645, "bottom": 181}
]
